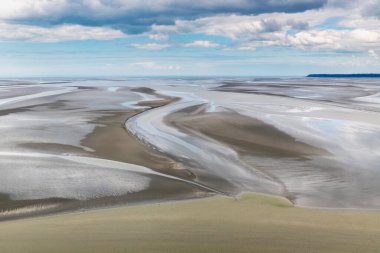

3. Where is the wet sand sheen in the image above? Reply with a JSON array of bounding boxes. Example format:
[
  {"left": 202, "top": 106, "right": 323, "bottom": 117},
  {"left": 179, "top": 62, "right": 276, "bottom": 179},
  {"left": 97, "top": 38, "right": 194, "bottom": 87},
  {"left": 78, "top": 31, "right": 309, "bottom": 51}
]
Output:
[
  {"left": 165, "top": 104, "right": 380, "bottom": 208},
  {"left": 1, "top": 79, "right": 380, "bottom": 252},
  {"left": 16, "top": 89, "right": 192, "bottom": 178},
  {"left": 0, "top": 88, "right": 205, "bottom": 220},
  {"left": 166, "top": 105, "right": 332, "bottom": 203},
  {"left": 82, "top": 110, "right": 194, "bottom": 179},
  {"left": 2, "top": 78, "right": 380, "bottom": 217},
  {"left": 167, "top": 105, "right": 328, "bottom": 158}
]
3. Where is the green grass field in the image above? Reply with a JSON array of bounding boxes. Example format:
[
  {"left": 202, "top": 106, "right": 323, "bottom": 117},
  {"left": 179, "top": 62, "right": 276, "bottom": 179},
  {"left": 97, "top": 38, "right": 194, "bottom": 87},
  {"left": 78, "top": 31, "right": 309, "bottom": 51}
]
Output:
[{"left": 0, "top": 193, "right": 379, "bottom": 253}]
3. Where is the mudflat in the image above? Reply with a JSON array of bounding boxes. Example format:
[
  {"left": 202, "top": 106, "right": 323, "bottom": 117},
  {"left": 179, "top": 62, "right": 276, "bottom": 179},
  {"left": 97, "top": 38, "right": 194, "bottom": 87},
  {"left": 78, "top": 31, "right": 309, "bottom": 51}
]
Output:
[{"left": 168, "top": 106, "right": 328, "bottom": 158}]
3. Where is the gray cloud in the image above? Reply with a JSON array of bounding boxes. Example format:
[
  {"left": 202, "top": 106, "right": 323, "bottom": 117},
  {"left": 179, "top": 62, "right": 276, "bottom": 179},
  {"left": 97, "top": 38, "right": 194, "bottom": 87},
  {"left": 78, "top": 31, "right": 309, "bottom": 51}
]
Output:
[
  {"left": 361, "top": 0, "right": 380, "bottom": 18},
  {"left": 0, "top": 22, "right": 126, "bottom": 42},
  {"left": 326, "top": 0, "right": 380, "bottom": 19},
  {"left": 1, "top": 0, "right": 327, "bottom": 33}
]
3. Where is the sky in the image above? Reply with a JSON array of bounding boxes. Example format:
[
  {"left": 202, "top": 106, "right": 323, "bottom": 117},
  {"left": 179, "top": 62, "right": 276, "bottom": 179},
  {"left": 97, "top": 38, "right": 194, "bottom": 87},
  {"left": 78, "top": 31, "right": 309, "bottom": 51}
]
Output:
[{"left": 0, "top": 0, "right": 380, "bottom": 77}]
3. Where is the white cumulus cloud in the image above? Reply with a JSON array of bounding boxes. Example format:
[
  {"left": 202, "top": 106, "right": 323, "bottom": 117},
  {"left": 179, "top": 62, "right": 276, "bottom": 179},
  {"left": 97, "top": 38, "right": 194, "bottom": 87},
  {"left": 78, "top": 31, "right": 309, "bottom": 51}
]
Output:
[
  {"left": 368, "top": 49, "right": 379, "bottom": 59},
  {"left": 287, "top": 29, "right": 380, "bottom": 50},
  {"left": 0, "top": 22, "right": 125, "bottom": 42},
  {"left": 183, "top": 40, "right": 220, "bottom": 48},
  {"left": 131, "top": 43, "right": 170, "bottom": 50},
  {"left": 130, "top": 62, "right": 182, "bottom": 70}
]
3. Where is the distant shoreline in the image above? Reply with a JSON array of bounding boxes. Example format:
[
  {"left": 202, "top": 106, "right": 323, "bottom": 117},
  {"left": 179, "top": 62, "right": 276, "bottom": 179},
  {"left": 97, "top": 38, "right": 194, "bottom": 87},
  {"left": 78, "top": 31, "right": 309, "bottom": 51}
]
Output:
[{"left": 307, "top": 74, "right": 380, "bottom": 78}]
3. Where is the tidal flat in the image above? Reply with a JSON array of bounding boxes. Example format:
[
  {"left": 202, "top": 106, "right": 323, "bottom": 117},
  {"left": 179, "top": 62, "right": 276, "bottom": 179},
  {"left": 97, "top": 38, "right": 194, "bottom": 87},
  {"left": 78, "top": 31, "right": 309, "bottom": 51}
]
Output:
[{"left": 1, "top": 78, "right": 380, "bottom": 252}]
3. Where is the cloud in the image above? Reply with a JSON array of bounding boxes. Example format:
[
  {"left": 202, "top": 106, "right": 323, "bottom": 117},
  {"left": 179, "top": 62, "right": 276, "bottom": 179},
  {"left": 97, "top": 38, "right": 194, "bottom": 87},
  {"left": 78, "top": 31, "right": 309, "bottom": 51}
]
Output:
[
  {"left": 361, "top": 0, "right": 380, "bottom": 18},
  {"left": 130, "top": 43, "right": 170, "bottom": 50},
  {"left": 183, "top": 40, "right": 220, "bottom": 48},
  {"left": 131, "top": 40, "right": 221, "bottom": 50},
  {"left": 1, "top": 0, "right": 380, "bottom": 54},
  {"left": 151, "top": 5, "right": 380, "bottom": 53},
  {"left": 130, "top": 62, "right": 182, "bottom": 70},
  {"left": 0, "top": 0, "right": 327, "bottom": 34},
  {"left": 236, "top": 44, "right": 257, "bottom": 51},
  {"left": 0, "top": 22, "right": 125, "bottom": 42},
  {"left": 287, "top": 29, "right": 380, "bottom": 51},
  {"left": 152, "top": 13, "right": 319, "bottom": 41},
  {"left": 368, "top": 49, "right": 379, "bottom": 59},
  {"left": 148, "top": 34, "right": 168, "bottom": 41}
]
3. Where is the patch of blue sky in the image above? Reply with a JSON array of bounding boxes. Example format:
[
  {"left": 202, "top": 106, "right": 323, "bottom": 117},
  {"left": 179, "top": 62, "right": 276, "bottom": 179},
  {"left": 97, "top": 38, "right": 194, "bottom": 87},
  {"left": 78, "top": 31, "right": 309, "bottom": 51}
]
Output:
[
  {"left": 0, "top": 33, "right": 378, "bottom": 77},
  {"left": 167, "top": 33, "right": 232, "bottom": 44},
  {"left": 314, "top": 16, "right": 354, "bottom": 31}
]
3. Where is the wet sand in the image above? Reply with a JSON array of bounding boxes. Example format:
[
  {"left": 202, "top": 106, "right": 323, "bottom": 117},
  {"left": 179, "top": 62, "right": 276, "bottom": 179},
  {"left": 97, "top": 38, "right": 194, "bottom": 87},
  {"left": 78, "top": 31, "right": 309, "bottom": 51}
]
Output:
[
  {"left": 167, "top": 105, "right": 333, "bottom": 203},
  {"left": 1, "top": 78, "right": 380, "bottom": 252},
  {"left": 80, "top": 89, "right": 189, "bottom": 175},
  {"left": 168, "top": 105, "right": 328, "bottom": 158},
  {"left": 1, "top": 193, "right": 379, "bottom": 253},
  {"left": 1, "top": 78, "right": 380, "bottom": 216},
  {"left": 82, "top": 110, "right": 194, "bottom": 179},
  {"left": 0, "top": 86, "right": 204, "bottom": 220}
]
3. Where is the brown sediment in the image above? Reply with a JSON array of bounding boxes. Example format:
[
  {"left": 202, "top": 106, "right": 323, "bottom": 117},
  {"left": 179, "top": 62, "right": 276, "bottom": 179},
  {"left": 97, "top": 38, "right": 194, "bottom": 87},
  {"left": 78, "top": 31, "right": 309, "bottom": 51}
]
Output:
[
  {"left": 21, "top": 143, "right": 91, "bottom": 156},
  {"left": 80, "top": 94, "right": 193, "bottom": 179},
  {"left": 72, "top": 174, "right": 211, "bottom": 210},
  {"left": 4, "top": 88, "right": 207, "bottom": 220},
  {"left": 0, "top": 173, "right": 211, "bottom": 222},
  {"left": 0, "top": 100, "right": 69, "bottom": 116},
  {"left": 130, "top": 87, "right": 156, "bottom": 94},
  {"left": 0, "top": 108, "right": 28, "bottom": 117},
  {"left": 81, "top": 110, "right": 181, "bottom": 172},
  {"left": 166, "top": 105, "right": 332, "bottom": 203},
  {"left": 0, "top": 197, "right": 73, "bottom": 212},
  {"left": 0, "top": 193, "right": 11, "bottom": 203},
  {"left": 0, "top": 192, "right": 76, "bottom": 221},
  {"left": 18, "top": 89, "right": 192, "bottom": 179},
  {"left": 168, "top": 105, "right": 328, "bottom": 158}
]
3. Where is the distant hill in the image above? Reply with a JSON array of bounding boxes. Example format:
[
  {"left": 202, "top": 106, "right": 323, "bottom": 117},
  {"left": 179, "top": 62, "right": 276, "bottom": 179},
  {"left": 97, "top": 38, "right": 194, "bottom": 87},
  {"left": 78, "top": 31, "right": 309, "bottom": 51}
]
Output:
[{"left": 307, "top": 74, "right": 380, "bottom": 78}]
